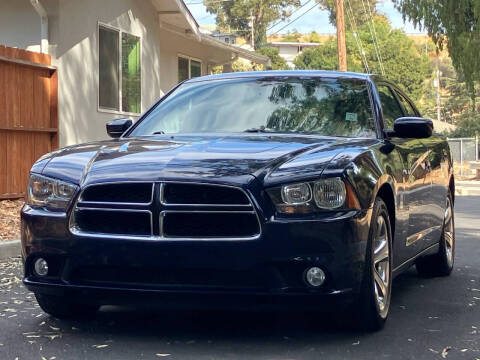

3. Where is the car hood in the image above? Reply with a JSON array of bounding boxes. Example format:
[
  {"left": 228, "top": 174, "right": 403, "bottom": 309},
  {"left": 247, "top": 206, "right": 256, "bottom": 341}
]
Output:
[{"left": 36, "top": 134, "right": 378, "bottom": 187}]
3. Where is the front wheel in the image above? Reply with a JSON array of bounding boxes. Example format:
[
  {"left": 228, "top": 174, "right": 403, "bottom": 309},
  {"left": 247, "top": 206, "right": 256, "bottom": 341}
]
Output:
[
  {"left": 416, "top": 191, "right": 455, "bottom": 277},
  {"left": 35, "top": 293, "right": 100, "bottom": 319},
  {"left": 350, "top": 197, "right": 393, "bottom": 331}
]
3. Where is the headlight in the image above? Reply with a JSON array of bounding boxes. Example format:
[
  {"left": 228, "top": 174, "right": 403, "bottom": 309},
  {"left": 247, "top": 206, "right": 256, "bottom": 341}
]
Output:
[
  {"left": 313, "top": 178, "right": 346, "bottom": 209},
  {"left": 27, "top": 174, "right": 78, "bottom": 210},
  {"left": 267, "top": 177, "right": 358, "bottom": 214},
  {"left": 281, "top": 182, "right": 312, "bottom": 204}
]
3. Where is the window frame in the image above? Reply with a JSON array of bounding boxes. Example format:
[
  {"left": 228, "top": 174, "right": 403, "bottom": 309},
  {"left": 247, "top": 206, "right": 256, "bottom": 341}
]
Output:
[
  {"left": 97, "top": 22, "right": 142, "bottom": 117},
  {"left": 177, "top": 54, "right": 202, "bottom": 83},
  {"left": 393, "top": 89, "right": 420, "bottom": 118},
  {"left": 375, "top": 82, "right": 407, "bottom": 132}
]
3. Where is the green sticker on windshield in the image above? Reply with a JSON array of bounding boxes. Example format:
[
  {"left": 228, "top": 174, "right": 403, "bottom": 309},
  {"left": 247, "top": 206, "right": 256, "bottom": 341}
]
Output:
[{"left": 346, "top": 112, "right": 358, "bottom": 122}]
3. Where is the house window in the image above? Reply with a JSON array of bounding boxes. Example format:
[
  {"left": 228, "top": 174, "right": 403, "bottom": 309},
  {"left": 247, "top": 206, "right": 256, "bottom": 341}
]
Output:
[
  {"left": 178, "top": 55, "right": 202, "bottom": 83},
  {"left": 98, "top": 24, "right": 141, "bottom": 114}
]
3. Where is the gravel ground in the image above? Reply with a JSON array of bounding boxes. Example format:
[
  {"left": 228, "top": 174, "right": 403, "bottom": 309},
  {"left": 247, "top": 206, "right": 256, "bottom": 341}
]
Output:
[{"left": 0, "top": 199, "right": 23, "bottom": 242}]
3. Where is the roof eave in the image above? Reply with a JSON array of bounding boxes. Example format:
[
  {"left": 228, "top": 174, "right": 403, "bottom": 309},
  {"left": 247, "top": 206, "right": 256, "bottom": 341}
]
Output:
[
  {"left": 175, "top": 0, "right": 201, "bottom": 40},
  {"left": 200, "top": 34, "right": 270, "bottom": 65}
]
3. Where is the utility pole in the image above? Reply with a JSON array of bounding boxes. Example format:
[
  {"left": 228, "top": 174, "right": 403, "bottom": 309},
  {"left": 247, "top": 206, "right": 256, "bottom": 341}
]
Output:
[
  {"left": 336, "top": 0, "right": 347, "bottom": 71},
  {"left": 250, "top": 13, "right": 255, "bottom": 49}
]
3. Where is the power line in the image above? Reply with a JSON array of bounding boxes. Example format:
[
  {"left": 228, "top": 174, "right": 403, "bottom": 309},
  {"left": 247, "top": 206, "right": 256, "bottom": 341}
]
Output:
[
  {"left": 267, "top": 0, "right": 313, "bottom": 31},
  {"left": 345, "top": 0, "right": 370, "bottom": 72},
  {"left": 360, "top": 0, "right": 385, "bottom": 75},
  {"left": 269, "top": 3, "right": 319, "bottom": 36},
  {"left": 185, "top": 0, "right": 232, "bottom": 5},
  {"left": 366, "top": 0, "right": 385, "bottom": 75}
]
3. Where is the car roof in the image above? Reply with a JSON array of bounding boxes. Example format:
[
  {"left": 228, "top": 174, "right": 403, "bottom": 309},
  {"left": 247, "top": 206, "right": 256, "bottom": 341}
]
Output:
[{"left": 185, "top": 70, "right": 376, "bottom": 83}]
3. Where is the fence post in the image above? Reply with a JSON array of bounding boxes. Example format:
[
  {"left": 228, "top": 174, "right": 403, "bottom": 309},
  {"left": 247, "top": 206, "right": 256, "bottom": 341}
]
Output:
[
  {"left": 460, "top": 139, "right": 463, "bottom": 177},
  {"left": 476, "top": 136, "right": 479, "bottom": 161}
]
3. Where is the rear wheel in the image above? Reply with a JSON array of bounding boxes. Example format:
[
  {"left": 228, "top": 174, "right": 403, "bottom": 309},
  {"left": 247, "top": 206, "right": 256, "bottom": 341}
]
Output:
[
  {"left": 416, "top": 191, "right": 455, "bottom": 277},
  {"left": 349, "top": 197, "right": 392, "bottom": 331},
  {"left": 35, "top": 293, "right": 99, "bottom": 319}
]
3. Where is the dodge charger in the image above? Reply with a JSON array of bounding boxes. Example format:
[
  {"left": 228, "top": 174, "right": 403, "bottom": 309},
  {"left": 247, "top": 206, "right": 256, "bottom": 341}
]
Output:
[{"left": 21, "top": 71, "right": 455, "bottom": 331}]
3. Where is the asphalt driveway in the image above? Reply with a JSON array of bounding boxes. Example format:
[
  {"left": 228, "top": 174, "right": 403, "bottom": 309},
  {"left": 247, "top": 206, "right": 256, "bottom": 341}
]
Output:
[{"left": 1, "top": 196, "right": 479, "bottom": 360}]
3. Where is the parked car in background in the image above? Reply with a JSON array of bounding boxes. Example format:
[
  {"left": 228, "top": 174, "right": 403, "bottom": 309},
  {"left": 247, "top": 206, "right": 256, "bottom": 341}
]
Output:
[{"left": 21, "top": 71, "right": 455, "bottom": 331}]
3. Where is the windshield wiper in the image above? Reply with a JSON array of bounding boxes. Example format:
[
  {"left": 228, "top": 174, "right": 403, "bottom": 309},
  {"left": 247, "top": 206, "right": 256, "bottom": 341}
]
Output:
[
  {"left": 152, "top": 131, "right": 165, "bottom": 135},
  {"left": 244, "top": 126, "right": 275, "bottom": 133}
]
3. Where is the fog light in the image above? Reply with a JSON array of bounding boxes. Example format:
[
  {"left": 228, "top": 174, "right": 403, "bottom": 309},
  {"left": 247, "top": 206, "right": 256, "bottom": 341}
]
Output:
[
  {"left": 34, "top": 258, "right": 49, "bottom": 277},
  {"left": 305, "top": 267, "right": 325, "bottom": 287}
]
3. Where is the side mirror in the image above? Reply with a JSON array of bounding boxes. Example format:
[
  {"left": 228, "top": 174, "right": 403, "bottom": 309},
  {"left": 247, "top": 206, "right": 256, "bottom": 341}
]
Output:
[
  {"left": 106, "top": 118, "right": 133, "bottom": 138},
  {"left": 392, "top": 117, "right": 433, "bottom": 139}
]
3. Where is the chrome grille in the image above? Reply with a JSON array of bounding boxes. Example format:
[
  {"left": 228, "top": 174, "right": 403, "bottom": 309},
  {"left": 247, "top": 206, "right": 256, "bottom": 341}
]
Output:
[{"left": 70, "top": 182, "right": 261, "bottom": 240}]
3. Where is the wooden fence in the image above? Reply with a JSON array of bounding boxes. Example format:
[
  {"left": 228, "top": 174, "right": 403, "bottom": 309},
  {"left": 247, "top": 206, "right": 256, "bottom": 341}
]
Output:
[{"left": 0, "top": 45, "right": 58, "bottom": 199}]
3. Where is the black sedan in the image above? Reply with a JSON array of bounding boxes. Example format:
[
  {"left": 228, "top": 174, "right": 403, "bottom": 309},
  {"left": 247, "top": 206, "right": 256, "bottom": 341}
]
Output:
[{"left": 21, "top": 71, "right": 455, "bottom": 331}]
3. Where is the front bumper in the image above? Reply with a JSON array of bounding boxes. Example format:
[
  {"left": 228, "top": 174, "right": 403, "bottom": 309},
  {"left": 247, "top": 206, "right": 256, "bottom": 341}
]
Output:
[{"left": 21, "top": 204, "right": 371, "bottom": 310}]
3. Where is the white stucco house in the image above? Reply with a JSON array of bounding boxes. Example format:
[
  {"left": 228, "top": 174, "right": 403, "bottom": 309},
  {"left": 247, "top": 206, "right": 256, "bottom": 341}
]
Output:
[
  {"left": 268, "top": 41, "right": 320, "bottom": 68},
  {"left": 0, "top": 0, "right": 268, "bottom": 147}
]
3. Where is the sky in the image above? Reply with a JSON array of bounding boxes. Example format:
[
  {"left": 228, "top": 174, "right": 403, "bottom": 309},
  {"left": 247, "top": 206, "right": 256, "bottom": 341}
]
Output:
[{"left": 185, "top": 0, "right": 425, "bottom": 35}]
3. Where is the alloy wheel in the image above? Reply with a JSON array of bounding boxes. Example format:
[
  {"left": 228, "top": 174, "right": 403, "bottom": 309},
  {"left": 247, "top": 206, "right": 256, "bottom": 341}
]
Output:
[
  {"left": 444, "top": 197, "right": 454, "bottom": 268},
  {"left": 373, "top": 214, "right": 390, "bottom": 317}
]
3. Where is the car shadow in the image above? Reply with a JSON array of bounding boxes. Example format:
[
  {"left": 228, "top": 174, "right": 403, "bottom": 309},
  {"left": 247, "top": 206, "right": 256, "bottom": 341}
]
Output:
[{"left": 40, "top": 267, "right": 434, "bottom": 342}]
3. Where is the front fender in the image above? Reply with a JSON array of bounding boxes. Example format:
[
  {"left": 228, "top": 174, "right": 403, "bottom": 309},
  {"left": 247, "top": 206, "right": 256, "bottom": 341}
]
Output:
[{"left": 343, "top": 151, "right": 398, "bottom": 210}]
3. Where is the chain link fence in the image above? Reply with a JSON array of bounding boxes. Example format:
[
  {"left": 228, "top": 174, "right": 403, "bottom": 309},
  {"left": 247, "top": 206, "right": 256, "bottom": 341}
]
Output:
[{"left": 447, "top": 137, "right": 479, "bottom": 177}]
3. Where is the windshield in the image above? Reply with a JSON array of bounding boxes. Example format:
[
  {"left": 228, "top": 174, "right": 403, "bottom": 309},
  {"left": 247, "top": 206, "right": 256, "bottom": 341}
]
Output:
[{"left": 129, "top": 77, "right": 376, "bottom": 138}]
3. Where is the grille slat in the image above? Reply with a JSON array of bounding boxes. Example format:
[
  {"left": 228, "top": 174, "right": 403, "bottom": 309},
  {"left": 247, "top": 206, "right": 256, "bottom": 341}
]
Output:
[
  {"left": 162, "top": 211, "right": 259, "bottom": 238},
  {"left": 162, "top": 183, "right": 250, "bottom": 205},
  {"left": 70, "top": 265, "right": 265, "bottom": 289},
  {"left": 74, "top": 208, "right": 152, "bottom": 236},
  {"left": 71, "top": 182, "right": 261, "bottom": 240},
  {"left": 80, "top": 183, "right": 153, "bottom": 204}
]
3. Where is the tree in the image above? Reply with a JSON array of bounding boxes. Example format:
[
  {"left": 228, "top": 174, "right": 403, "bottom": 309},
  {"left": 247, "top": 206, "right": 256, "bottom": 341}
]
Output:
[
  {"left": 232, "top": 59, "right": 264, "bottom": 72},
  {"left": 294, "top": 16, "right": 430, "bottom": 99},
  {"left": 316, "top": 0, "right": 378, "bottom": 27},
  {"left": 280, "top": 29, "right": 302, "bottom": 42},
  {"left": 446, "top": 112, "right": 480, "bottom": 138},
  {"left": 256, "top": 47, "right": 291, "bottom": 69},
  {"left": 205, "top": 0, "right": 300, "bottom": 49},
  {"left": 393, "top": 0, "right": 480, "bottom": 102},
  {"left": 293, "top": 40, "right": 339, "bottom": 70},
  {"left": 421, "top": 57, "right": 480, "bottom": 136},
  {"left": 308, "top": 31, "right": 323, "bottom": 43}
]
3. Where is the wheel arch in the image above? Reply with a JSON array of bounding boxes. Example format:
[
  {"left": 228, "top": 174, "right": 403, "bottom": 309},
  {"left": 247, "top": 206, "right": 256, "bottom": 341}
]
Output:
[{"left": 375, "top": 180, "right": 396, "bottom": 243}]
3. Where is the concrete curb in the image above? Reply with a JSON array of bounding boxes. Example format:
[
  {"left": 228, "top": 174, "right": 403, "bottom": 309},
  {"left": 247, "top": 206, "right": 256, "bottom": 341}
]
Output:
[
  {"left": 456, "top": 188, "right": 480, "bottom": 196},
  {"left": 0, "top": 240, "right": 21, "bottom": 260}
]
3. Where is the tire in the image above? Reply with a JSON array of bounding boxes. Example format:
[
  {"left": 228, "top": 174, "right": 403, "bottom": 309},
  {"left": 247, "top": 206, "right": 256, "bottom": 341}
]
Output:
[
  {"left": 35, "top": 293, "right": 99, "bottom": 319},
  {"left": 416, "top": 191, "right": 455, "bottom": 277},
  {"left": 351, "top": 197, "right": 393, "bottom": 331}
]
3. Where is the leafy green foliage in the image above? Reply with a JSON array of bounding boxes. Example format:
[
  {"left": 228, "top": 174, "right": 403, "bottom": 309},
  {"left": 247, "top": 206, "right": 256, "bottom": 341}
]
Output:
[
  {"left": 205, "top": 0, "right": 300, "bottom": 48},
  {"left": 280, "top": 30, "right": 302, "bottom": 42},
  {"left": 256, "top": 47, "right": 291, "bottom": 69},
  {"left": 231, "top": 59, "right": 264, "bottom": 72},
  {"left": 307, "top": 31, "right": 323, "bottom": 43},
  {"left": 316, "top": 0, "right": 378, "bottom": 27},
  {"left": 294, "top": 16, "right": 429, "bottom": 99},
  {"left": 393, "top": 0, "right": 480, "bottom": 101},
  {"left": 293, "top": 40, "right": 339, "bottom": 70},
  {"left": 419, "top": 57, "right": 480, "bottom": 136},
  {"left": 446, "top": 111, "right": 480, "bottom": 137}
]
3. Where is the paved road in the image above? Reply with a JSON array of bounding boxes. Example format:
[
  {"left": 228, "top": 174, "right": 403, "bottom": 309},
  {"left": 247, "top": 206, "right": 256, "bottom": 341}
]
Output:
[{"left": 1, "top": 196, "right": 480, "bottom": 360}]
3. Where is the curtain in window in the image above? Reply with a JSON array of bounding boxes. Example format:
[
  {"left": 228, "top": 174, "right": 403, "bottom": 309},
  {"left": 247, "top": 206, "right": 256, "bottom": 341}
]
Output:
[{"left": 122, "top": 33, "right": 141, "bottom": 113}]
